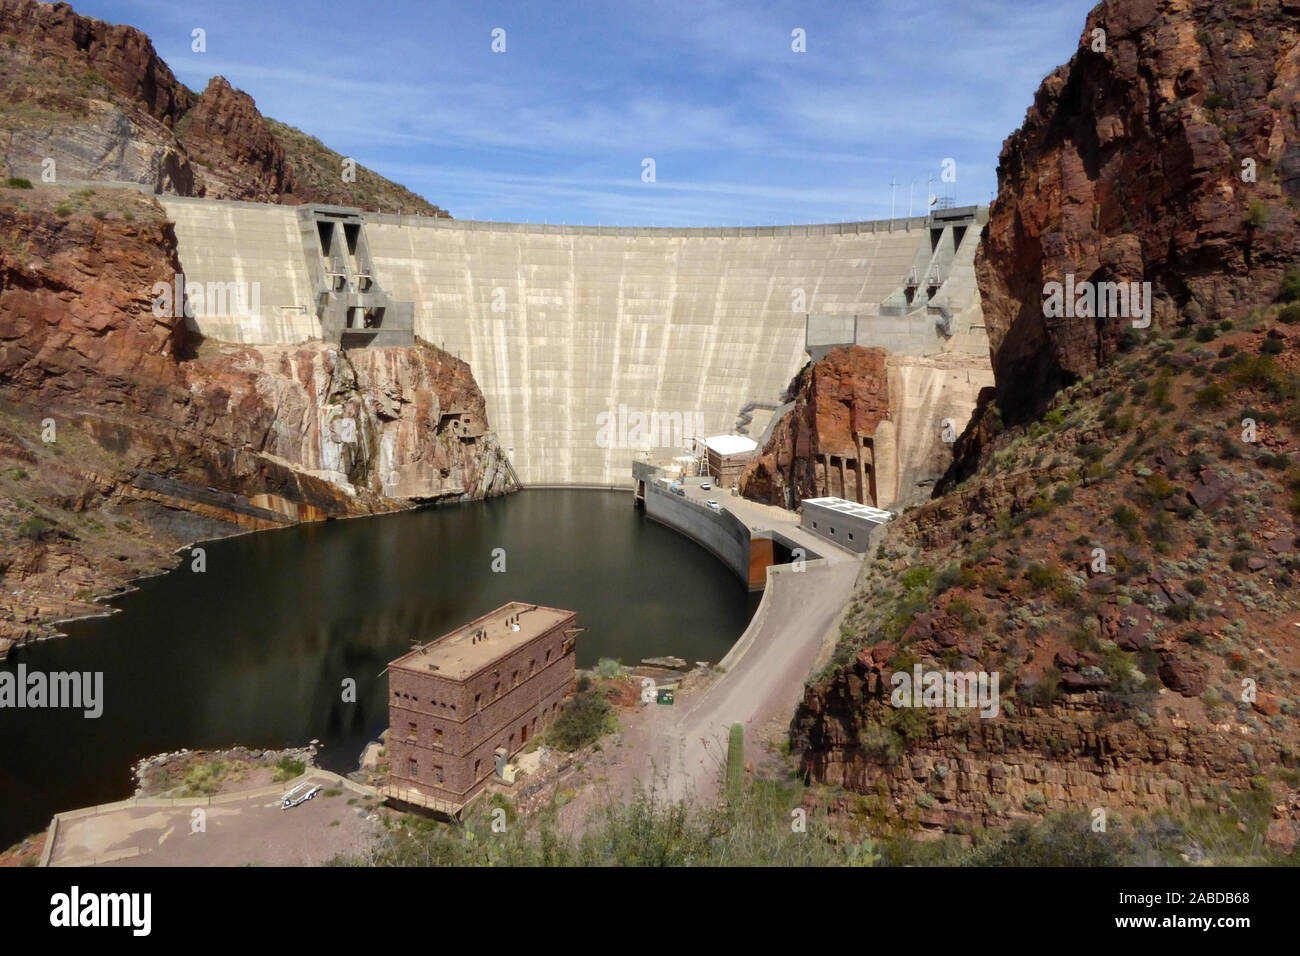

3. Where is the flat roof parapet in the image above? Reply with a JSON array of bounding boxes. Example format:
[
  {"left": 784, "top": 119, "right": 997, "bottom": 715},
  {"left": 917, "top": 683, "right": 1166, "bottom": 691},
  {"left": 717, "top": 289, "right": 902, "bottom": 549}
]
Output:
[
  {"left": 390, "top": 602, "right": 576, "bottom": 681},
  {"left": 802, "top": 496, "right": 895, "bottom": 523}
]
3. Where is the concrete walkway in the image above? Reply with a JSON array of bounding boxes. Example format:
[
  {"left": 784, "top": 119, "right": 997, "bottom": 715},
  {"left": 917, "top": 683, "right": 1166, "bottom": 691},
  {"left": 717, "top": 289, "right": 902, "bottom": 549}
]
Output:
[{"left": 42, "top": 770, "right": 380, "bottom": 867}]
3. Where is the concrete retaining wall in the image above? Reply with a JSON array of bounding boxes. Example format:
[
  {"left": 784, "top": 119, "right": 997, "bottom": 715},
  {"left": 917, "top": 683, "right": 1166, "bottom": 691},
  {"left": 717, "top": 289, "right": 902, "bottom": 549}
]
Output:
[{"left": 642, "top": 480, "right": 754, "bottom": 588}]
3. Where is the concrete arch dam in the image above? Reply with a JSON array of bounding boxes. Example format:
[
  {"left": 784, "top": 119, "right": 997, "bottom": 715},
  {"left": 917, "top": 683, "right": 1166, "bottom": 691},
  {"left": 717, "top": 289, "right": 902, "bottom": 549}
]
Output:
[{"left": 159, "top": 197, "right": 993, "bottom": 494}]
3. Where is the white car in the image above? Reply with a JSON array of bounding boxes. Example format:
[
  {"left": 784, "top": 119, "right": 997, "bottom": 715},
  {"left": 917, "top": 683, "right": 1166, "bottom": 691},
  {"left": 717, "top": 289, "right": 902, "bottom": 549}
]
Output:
[
  {"left": 280, "top": 783, "right": 320, "bottom": 809},
  {"left": 706, "top": 499, "right": 720, "bottom": 511},
  {"left": 700, "top": 482, "right": 712, "bottom": 490}
]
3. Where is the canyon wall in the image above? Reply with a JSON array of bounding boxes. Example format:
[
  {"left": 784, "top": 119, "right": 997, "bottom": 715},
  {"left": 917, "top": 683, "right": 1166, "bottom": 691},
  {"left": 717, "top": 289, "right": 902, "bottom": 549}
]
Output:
[{"left": 977, "top": 0, "right": 1300, "bottom": 420}]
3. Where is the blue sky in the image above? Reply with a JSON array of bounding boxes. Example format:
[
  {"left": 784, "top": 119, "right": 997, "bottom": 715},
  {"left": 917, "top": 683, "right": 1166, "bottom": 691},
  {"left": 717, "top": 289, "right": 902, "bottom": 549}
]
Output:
[{"left": 78, "top": 0, "right": 1097, "bottom": 225}]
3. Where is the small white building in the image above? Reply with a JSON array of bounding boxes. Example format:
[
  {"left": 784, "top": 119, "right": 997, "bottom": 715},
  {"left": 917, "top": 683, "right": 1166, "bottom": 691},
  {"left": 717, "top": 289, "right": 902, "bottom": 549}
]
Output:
[
  {"left": 703, "top": 434, "right": 759, "bottom": 487},
  {"left": 800, "top": 497, "right": 892, "bottom": 553}
]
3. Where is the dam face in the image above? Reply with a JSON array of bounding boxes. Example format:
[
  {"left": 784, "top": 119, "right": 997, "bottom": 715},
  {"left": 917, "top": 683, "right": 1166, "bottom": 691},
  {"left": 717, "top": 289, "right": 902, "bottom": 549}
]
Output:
[{"left": 159, "top": 197, "right": 991, "bottom": 489}]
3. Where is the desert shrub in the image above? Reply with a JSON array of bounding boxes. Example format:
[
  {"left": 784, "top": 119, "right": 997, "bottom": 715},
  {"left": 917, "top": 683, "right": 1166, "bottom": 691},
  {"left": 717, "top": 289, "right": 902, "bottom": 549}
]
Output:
[
  {"left": 17, "top": 517, "right": 51, "bottom": 540},
  {"left": 1194, "top": 384, "right": 1228, "bottom": 408},
  {"left": 1280, "top": 303, "right": 1300, "bottom": 324},
  {"left": 899, "top": 566, "right": 934, "bottom": 591},
  {"left": 1024, "top": 563, "right": 1061, "bottom": 592},
  {"left": 1195, "top": 325, "right": 1217, "bottom": 342},
  {"left": 1112, "top": 505, "right": 1140, "bottom": 532},
  {"left": 272, "top": 757, "right": 306, "bottom": 782},
  {"left": 1278, "top": 266, "right": 1300, "bottom": 303},
  {"left": 4, "top": 176, "right": 33, "bottom": 189},
  {"left": 1261, "top": 338, "right": 1284, "bottom": 356},
  {"left": 549, "top": 687, "right": 615, "bottom": 751},
  {"left": 594, "top": 657, "right": 623, "bottom": 679}
]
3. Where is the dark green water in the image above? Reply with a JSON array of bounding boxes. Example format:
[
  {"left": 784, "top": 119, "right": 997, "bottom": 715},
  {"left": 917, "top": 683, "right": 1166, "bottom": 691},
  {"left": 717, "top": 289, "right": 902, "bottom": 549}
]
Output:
[{"left": 0, "top": 489, "right": 757, "bottom": 847}]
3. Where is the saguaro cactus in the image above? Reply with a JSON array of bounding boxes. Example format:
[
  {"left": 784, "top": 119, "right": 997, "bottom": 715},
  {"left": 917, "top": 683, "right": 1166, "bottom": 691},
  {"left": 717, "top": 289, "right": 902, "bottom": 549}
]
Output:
[{"left": 726, "top": 722, "right": 744, "bottom": 807}]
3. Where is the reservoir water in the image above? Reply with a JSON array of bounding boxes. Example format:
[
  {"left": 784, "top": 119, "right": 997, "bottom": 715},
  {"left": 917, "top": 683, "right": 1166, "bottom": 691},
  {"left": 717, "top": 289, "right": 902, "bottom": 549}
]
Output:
[{"left": 0, "top": 489, "right": 758, "bottom": 848}]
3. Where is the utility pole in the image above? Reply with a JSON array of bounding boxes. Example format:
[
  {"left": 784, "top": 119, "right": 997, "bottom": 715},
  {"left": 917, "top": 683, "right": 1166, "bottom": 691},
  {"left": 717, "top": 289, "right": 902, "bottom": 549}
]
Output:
[{"left": 889, "top": 177, "right": 897, "bottom": 222}]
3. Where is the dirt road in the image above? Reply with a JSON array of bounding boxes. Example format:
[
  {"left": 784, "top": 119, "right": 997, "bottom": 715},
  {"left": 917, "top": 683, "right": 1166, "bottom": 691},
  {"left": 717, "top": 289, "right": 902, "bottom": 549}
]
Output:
[{"left": 559, "top": 557, "right": 861, "bottom": 829}]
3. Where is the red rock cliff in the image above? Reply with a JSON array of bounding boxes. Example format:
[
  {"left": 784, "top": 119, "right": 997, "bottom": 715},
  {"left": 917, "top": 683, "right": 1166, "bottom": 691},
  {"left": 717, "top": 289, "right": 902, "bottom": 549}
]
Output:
[{"left": 977, "top": 0, "right": 1300, "bottom": 420}]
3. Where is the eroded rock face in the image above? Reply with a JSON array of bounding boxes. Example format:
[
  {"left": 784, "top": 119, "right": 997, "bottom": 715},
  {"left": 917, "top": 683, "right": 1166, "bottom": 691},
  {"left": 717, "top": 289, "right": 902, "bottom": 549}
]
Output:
[
  {"left": 177, "top": 77, "right": 298, "bottom": 203},
  {"left": 739, "top": 345, "right": 890, "bottom": 508},
  {"left": 0, "top": 202, "right": 508, "bottom": 506},
  {"left": 791, "top": 663, "right": 1289, "bottom": 837},
  {"left": 977, "top": 0, "right": 1300, "bottom": 420}
]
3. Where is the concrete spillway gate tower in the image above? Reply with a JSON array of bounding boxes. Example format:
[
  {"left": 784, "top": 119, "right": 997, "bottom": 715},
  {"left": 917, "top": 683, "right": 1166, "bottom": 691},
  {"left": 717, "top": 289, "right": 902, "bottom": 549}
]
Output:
[{"left": 298, "top": 204, "right": 415, "bottom": 347}]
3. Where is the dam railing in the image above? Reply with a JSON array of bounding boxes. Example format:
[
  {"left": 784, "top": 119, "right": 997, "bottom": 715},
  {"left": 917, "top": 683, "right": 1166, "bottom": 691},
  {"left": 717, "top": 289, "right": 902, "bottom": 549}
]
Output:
[{"left": 364, "top": 213, "right": 931, "bottom": 238}]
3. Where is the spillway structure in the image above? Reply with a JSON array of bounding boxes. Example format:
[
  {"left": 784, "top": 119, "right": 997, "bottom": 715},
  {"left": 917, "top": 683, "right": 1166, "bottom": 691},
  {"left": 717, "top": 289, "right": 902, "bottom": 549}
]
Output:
[{"left": 159, "top": 196, "right": 993, "bottom": 497}]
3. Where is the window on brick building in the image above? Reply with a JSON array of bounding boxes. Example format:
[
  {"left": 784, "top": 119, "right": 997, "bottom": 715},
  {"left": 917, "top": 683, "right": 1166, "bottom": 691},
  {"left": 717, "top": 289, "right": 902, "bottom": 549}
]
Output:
[
  {"left": 493, "top": 681, "right": 500, "bottom": 698},
  {"left": 434, "top": 728, "right": 443, "bottom": 746},
  {"left": 474, "top": 693, "right": 481, "bottom": 711},
  {"left": 435, "top": 766, "right": 444, "bottom": 783},
  {"left": 512, "top": 670, "right": 518, "bottom": 686},
  {"left": 545, "top": 649, "right": 551, "bottom": 664},
  {"left": 407, "top": 721, "right": 417, "bottom": 738},
  {"left": 529, "top": 660, "right": 535, "bottom": 677},
  {"left": 409, "top": 759, "right": 418, "bottom": 777}
]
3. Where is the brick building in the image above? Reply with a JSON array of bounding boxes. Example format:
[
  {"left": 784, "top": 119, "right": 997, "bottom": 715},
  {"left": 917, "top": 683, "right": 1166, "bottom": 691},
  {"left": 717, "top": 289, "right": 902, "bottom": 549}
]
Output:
[{"left": 384, "top": 602, "right": 578, "bottom": 814}]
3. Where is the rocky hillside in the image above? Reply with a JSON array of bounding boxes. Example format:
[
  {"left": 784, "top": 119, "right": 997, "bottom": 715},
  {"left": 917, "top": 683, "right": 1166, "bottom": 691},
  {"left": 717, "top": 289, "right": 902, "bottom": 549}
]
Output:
[
  {"left": 977, "top": 0, "right": 1300, "bottom": 422},
  {"left": 792, "top": 0, "right": 1300, "bottom": 859},
  {"left": 0, "top": 0, "right": 446, "bottom": 214},
  {"left": 0, "top": 183, "right": 510, "bottom": 653}
]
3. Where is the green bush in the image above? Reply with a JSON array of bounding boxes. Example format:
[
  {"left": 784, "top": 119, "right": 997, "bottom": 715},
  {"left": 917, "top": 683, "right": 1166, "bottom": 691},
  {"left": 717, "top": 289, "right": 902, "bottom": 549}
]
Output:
[
  {"left": 17, "top": 517, "right": 51, "bottom": 541},
  {"left": 594, "top": 657, "right": 623, "bottom": 679},
  {"left": 1194, "top": 384, "right": 1228, "bottom": 408},
  {"left": 3, "top": 176, "right": 33, "bottom": 189},
  {"left": 899, "top": 566, "right": 934, "bottom": 591},
  {"left": 1278, "top": 267, "right": 1300, "bottom": 303},
  {"left": 1280, "top": 304, "right": 1300, "bottom": 324},
  {"left": 272, "top": 757, "right": 306, "bottom": 782},
  {"left": 548, "top": 687, "right": 615, "bottom": 751},
  {"left": 1261, "top": 338, "right": 1284, "bottom": 355}
]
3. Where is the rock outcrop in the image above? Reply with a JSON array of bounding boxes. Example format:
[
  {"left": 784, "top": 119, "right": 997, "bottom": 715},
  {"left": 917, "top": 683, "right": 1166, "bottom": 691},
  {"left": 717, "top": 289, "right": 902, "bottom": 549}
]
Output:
[
  {"left": 740, "top": 346, "right": 890, "bottom": 507},
  {"left": 0, "top": 0, "right": 446, "bottom": 213},
  {"left": 977, "top": 0, "right": 1300, "bottom": 421}
]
